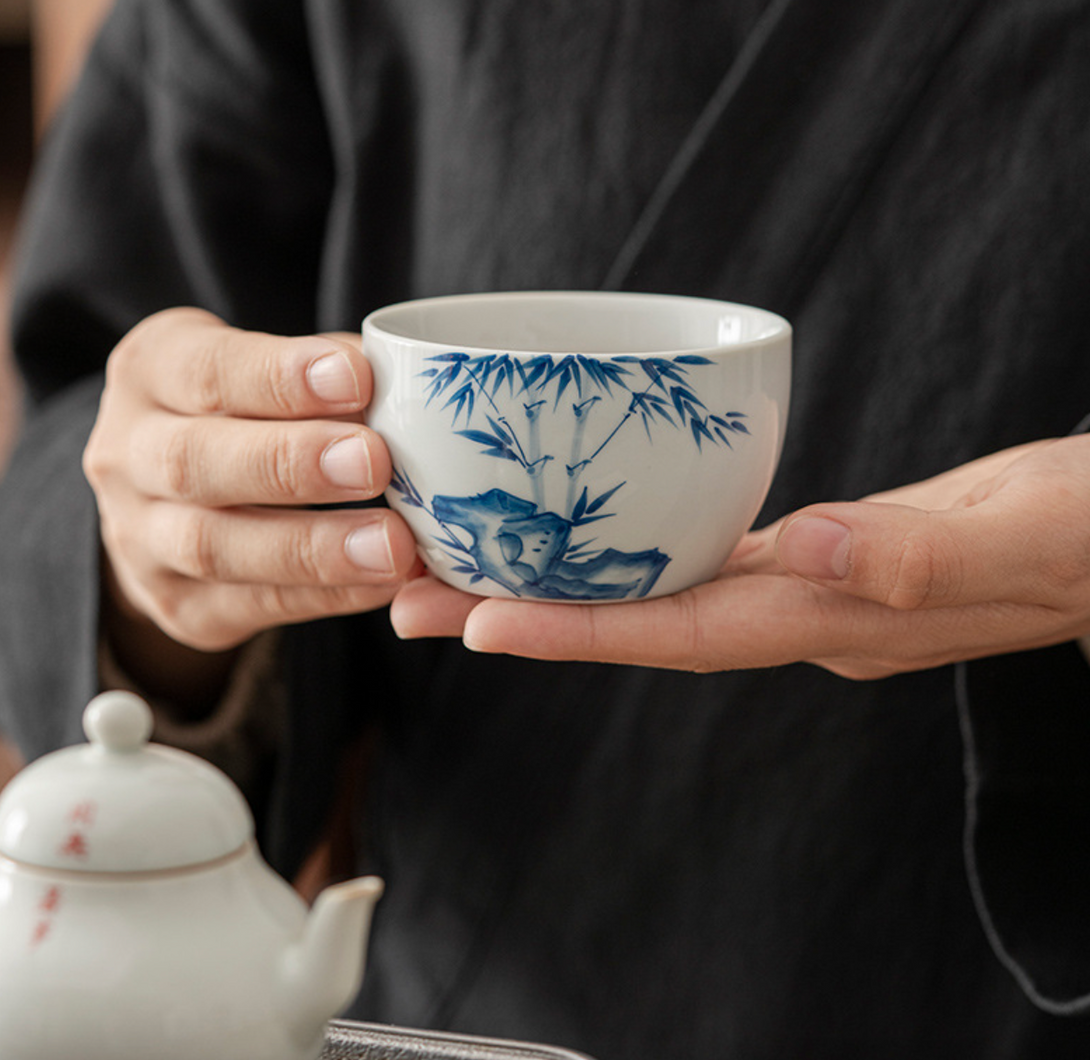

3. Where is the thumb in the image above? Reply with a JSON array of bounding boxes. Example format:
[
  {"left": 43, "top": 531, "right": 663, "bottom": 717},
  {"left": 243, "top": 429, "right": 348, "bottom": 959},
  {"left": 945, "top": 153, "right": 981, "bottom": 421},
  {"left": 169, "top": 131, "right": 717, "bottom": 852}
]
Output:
[{"left": 773, "top": 500, "right": 1029, "bottom": 611}]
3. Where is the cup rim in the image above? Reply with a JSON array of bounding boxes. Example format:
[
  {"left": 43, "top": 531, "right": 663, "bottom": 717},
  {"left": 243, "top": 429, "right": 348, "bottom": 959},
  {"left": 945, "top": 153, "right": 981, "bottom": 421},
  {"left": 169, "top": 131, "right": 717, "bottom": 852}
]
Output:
[{"left": 362, "top": 290, "right": 791, "bottom": 358}]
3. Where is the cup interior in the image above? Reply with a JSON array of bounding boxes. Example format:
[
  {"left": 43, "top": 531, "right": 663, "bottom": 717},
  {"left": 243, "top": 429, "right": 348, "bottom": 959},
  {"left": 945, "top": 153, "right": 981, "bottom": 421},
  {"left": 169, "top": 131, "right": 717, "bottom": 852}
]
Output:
[{"left": 365, "top": 291, "right": 788, "bottom": 355}]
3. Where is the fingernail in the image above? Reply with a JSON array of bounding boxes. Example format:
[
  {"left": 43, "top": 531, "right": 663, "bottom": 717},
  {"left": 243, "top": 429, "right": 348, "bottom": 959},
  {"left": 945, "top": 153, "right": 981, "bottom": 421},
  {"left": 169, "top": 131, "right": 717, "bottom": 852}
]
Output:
[
  {"left": 322, "top": 436, "right": 372, "bottom": 491},
  {"left": 345, "top": 522, "right": 394, "bottom": 572},
  {"left": 777, "top": 517, "right": 851, "bottom": 580},
  {"left": 307, "top": 351, "right": 360, "bottom": 405}
]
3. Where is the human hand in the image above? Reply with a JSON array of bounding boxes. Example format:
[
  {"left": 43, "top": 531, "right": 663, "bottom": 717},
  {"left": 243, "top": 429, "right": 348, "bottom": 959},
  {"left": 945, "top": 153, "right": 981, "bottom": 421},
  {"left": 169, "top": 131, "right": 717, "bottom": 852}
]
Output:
[
  {"left": 84, "top": 308, "right": 419, "bottom": 664},
  {"left": 390, "top": 436, "right": 1090, "bottom": 678}
]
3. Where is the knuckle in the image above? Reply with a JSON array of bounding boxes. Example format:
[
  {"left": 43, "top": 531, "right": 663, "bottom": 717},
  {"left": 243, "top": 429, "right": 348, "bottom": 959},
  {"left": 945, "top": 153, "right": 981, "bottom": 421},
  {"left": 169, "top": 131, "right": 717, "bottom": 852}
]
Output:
[
  {"left": 149, "top": 305, "right": 217, "bottom": 333},
  {"left": 884, "top": 530, "right": 960, "bottom": 611},
  {"left": 324, "top": 584, "right": 382, "bottom": 611},
  {"left": 154, "top": 582, "right": 248, "bottom": 651},
  {"left": 669, "top": 590, "right": 714, "bottom": 672},
  {"left": 171, "top": 509, "right": 220, "bottom": 581},
  {"left": 285, "top": 524, "right": 331, "bottom": 585},
  {"left": 102, "top": 351, "right": 129, "bottom": 395},
  {"left": 1034, "top": 524, "right": 1090, "bottom": 608},
  {"left": 81, "top": 433, "right": 110, "bottom": 489},
  {"left": 125, "top": 570, "right": 199, "bottom": 645},
  {"left": 111, "top": 306, "right": 217, "bottom": 375},
  {"left": 155, "top": 599, "right": 222, "bottom": 652},
  {"left": 102, "top": 515, "right": 144, "bottom": 570},
  {"left": 146, "top": 590, "right": 189, "bottom": 640},
  {"left": 161, "top": 424, "right": 201, "bottom": 500},
  {"left": 581, "top": 603, "right": 602, "bottom": 662},
  {"left": 249, "top": 582, "right": 293, "bottom": 624},
  {"left": 106, "top": 327, "right": 141, "bottom": 377},
  {"left": 262, "top": 349, "right": 301, "bottom": 418},
  {"left": 259, "top": 432, "right": 307, "bottom": 500},
  {"left": 190, "top": 334, "right": 232, "bottom": 415}
]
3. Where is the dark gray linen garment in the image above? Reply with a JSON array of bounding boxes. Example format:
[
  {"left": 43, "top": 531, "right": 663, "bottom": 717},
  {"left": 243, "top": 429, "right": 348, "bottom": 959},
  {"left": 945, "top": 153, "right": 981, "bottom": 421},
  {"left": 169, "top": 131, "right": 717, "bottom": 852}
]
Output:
[{"left": 3, "top": 1, "right": 1090, "bottom": 1057}]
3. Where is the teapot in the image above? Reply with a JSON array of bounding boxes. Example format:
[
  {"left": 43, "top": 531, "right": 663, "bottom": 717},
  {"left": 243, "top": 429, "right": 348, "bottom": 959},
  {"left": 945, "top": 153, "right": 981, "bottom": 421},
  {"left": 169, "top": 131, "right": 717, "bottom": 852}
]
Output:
[{"left": 0, "top": 691, "right": 384, "bottom": 1060}]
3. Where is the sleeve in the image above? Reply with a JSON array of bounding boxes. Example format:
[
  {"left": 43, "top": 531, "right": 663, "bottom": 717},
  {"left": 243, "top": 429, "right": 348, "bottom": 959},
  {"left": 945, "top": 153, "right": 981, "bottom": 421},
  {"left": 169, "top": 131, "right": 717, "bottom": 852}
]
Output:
[
  {"left": 0, "top": 375, "right": 104, "bottom": 757},
  {"left": 98, "top": 629, "right": 288, "bottom": 812},
  {"left": 0, "top": 0, "right": 331, "bottom": 763},
  {"left": 10, "top": 0, "right": 334, "bottom": 406}
]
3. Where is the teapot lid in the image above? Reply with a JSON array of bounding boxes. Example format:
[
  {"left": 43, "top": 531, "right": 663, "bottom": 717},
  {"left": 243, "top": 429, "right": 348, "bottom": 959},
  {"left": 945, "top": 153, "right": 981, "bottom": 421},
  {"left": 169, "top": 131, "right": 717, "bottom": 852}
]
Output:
[{"left": 0, "top": 691, "right": 253, "bottom": 873}]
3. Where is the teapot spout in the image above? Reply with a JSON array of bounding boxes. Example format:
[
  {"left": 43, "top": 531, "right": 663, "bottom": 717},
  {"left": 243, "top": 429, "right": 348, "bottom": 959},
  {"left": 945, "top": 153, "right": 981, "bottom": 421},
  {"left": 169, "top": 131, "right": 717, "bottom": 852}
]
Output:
[{"left": 279, "top": 875, "right": 384, "bottom": 1046}]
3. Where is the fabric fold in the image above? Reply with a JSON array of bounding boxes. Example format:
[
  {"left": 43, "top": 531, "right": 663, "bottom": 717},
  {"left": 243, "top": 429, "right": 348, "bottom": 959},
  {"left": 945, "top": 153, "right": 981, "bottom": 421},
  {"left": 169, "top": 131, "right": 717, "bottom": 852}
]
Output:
[
  {"left": 958, "top": 643, "right": 1090, "bottom": 1013},
  {"left": 602, "top": 0, "right": 985, "bottom": 315},
  {"left": 0, "top": 376, "right": 104, "bottom": 759}
]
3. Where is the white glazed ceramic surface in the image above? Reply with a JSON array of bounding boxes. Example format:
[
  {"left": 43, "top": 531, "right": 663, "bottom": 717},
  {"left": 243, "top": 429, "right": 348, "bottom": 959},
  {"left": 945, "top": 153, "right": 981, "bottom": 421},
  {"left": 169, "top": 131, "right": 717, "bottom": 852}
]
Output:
[
  {"left": 365, "top": 291, "right": 791, "bottom": 602},
  {"left": 0, "top": 692, "right": 252, "bottom": 872},
  {"left": 0, "top": 849, "right": 316, "bottom": 1060},
  {"left": 0, "top": 693, "right": 384, "bottom": 1060}
]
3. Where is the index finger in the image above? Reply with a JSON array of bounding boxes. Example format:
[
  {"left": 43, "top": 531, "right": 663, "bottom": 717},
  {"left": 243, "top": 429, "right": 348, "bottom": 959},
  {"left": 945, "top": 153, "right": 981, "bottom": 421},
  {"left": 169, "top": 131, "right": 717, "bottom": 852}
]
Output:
[{"left": 111, "top": 308, "right": 372, "bottom": 420}]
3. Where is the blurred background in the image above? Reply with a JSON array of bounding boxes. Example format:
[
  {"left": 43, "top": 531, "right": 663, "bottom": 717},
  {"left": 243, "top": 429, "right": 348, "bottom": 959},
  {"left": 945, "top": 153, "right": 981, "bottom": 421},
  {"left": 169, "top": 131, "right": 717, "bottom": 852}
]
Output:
[
  {"left": 0, "top": 0, "right": 113, "bottom": 787},
  {"left": 0, "top": 4, "right": 343, "bottom": 899}
]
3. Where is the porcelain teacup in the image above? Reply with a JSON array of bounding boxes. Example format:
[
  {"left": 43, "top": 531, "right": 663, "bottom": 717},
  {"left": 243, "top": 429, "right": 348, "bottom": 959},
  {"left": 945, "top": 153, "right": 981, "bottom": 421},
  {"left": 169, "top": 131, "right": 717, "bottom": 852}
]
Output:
[{"left": 364, "top": 291, "right": 791, "bottom": 602}]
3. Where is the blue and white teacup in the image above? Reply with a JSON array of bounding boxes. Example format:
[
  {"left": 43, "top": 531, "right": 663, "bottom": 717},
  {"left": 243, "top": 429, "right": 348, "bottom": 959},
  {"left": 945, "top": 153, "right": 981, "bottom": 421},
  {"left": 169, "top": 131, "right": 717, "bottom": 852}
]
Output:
[{"left": 364, "top": 291, "right": 790, "bottom": 602}]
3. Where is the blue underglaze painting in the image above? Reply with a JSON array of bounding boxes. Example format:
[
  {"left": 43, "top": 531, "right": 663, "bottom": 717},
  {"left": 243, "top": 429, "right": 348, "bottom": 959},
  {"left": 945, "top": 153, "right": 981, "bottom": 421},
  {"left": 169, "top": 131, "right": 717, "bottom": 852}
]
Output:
[{"left": 390, "top": 352, "right": 749, "bottom": 600}]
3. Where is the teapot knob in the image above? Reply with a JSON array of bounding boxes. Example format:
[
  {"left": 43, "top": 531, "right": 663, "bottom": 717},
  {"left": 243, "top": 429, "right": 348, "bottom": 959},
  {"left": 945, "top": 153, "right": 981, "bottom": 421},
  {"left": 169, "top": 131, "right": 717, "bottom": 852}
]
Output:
[{"left": 83, "top": 691, "right": 155, "bottom": 753}]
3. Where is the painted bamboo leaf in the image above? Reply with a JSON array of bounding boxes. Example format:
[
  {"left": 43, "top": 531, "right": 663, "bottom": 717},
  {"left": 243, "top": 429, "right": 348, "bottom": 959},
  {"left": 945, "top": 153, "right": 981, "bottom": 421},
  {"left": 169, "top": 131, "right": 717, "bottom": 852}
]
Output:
[
  {"left": 492, "top": 358, "right": 516, "bottom": 396},
  {"left": 657, "top": 362, "right": 687, "bottom": 383},
  {"left": 454, "top": 432, "right": 510, "bottom": 451},
  {"left": 639, "top": 359, "right": 672, "bottom": 393},
  {"left": 519, "top": 355, "right": 554, "bottom": 392},
  {"left": 487, "top": 415, "right": 513, "bottom": 442},
  {"left": 643, "top": 393, "right": 677, "bottom": 426},
  {"left": 690, "top": 418, "right": 715, "bottom": 450},
  {"left": 390, "top": 468, "right": 425, "bottom": 508},
  {"left": 455, "top": 428, "right": 520, "bottom": 462},
  {"left": 586, "top": 481, "right": 626, "bottom": 514},
  {"left": 435, "top": 527, "right": 472, "bottom": 554},
  {"left": 442, "top": 381, "right": 475, "bottom": 423},
  {"left": 710, "top": 413, "right": 750, "bottom": 436},
  {"left": 578, "top": 356, "right": 632, "bottom": 396},
  {"left": 424, "top": 363, "right": 462, "bottom": 404},
  {"left": 564, "top": 539, "right": 599, "bottom": 559},
  {"left": 474, "top": 354, "right": 497, "bottom": 384},
  {"left": 571, "top": 486, "right": 590, "bottom": 523},
  {"left": 570, "top": 487, "right": 616, "bottom": 527},
  {"left": 577, "top": 356, "right": 609, "bottom": 394}
]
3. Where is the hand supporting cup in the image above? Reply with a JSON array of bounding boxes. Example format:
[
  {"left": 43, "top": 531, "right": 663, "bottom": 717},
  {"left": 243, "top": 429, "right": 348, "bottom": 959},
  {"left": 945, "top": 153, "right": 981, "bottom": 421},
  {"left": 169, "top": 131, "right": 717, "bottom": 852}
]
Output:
[{"left": 392, "top": 436, "right": 1090, "bottom": 680}]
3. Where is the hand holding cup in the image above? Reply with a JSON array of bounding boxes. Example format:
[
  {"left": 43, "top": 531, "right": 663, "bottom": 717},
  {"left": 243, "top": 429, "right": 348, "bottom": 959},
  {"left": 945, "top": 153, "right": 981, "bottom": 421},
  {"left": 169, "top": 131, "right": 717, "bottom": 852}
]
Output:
[{"left": 83, "top": 308, "right": 419, "bottom": 702}]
